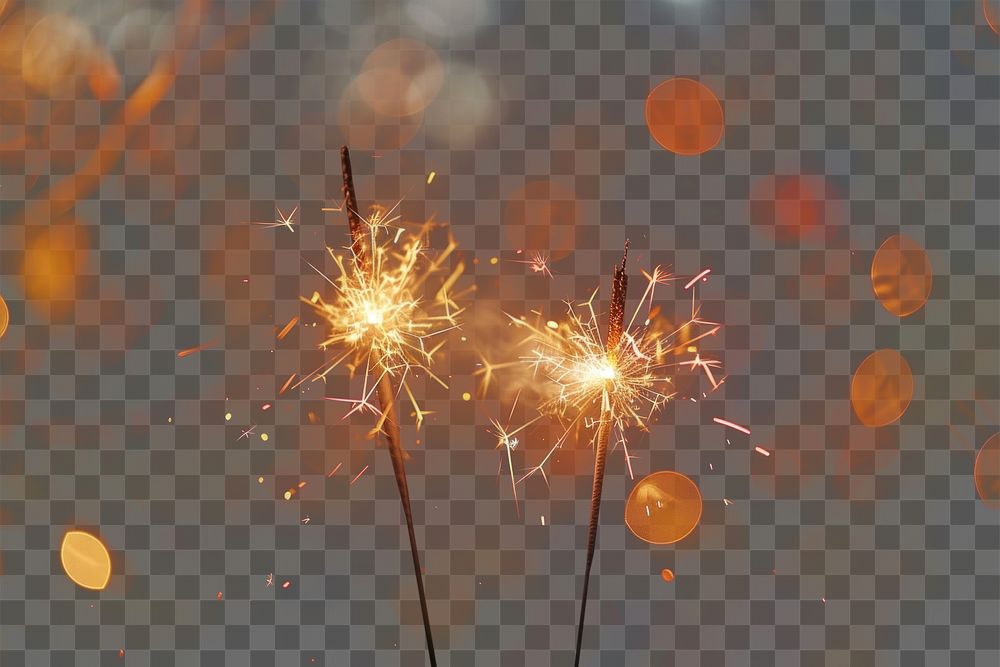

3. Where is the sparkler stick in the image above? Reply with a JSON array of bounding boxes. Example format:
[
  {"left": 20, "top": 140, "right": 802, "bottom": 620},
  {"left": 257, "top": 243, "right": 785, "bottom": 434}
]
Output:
[
  {"left": 573, "top": 243, "right": 629, "bottom": 666},
  {"left": 339, "top": 146, "right": 437, "bottom": 666}
]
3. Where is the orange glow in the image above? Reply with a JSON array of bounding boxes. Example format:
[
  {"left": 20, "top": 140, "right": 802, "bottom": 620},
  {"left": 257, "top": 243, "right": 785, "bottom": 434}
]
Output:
[
  {"left": 871, "top": 234, "right": 932, "bottom": 317},
  {"left": 60, "top": 530, "right": 112, "bottom": 591},
  {"left": 850, "top": 350, "right": 914, "bottom": 427},
  {"left": 625, "top": 471, "right": 702, "bottom": 545},
  {"left": 975, "top": 432, "right": 1000, "bottom": 508},
  {"left": 502, "top": 179, "right": 578, "bottom": 261},
  {"left": 338, "top": 77, "right": 423, "bottom": 151},
  {"left": 749, "top": 175, "right": 840, "bottom": 244},
  {"left": 357, "top": 39, "right": 443, "bottom": 118},
  {"left": 660, "top": 568, "right": 675, "bottom": 583},
  {"left": 0, "top": 292, "right": 8, "bottom": 339},
  {"left": 645, "top": 78, "right": 724, "bottom": 155},
  {"left": 22, "top": 224, "right": 81, "bottom": 306},
  {"left": 986, "top": 0, "right": 1000, "bottom": 35}
]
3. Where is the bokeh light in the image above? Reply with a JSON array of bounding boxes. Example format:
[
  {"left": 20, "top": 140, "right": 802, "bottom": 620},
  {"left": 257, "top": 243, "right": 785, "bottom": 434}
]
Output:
[
  {"left": 406, "top": 0, "right": 491, "bottom": 39},
  {"left": 338, "top": 77, "right": 424, "bottom": 151},
  {"left": 22, "top": 223, "right": 83, "bottom": 307},
  {"left": 850, "top": 350, "right": 914, "bottom": 427},
  {"left": 749, "top": 174, "right": 841, "bottom": 244},
  {"left": 975, "top": 432, "right": 1000, "bottom": 508},
  {"left": 986, "top": 0, "right": 1000, "bottom": 35},
  {"left": 0, "top": 292, "right": 8, "bottom": 340},
  {"left": 424, "top": 63, "right": 495, "bottom": 148},
  {"left": 660, "top": 568, "right": 675, "bottom": 583},
  {"left": 502, "top": 179, "right": 579, "bottom": 261},
  {"left": 645, "top": 77, "right": 724, "bottom": 155},
  {"left": 20, "top": 13, "right": 95, "bottom": 97},
  {"left": 60, "top": 530, "right": 111, "bottom": 591},
  {"left": 625, "top": 470, "right": 703, "bottom": 545},
  {"left": 871, "top": 234, "right": 932, "bottom": 318},
  {"left": 357, "top": 39, "right": 444, "bottom": 118}
]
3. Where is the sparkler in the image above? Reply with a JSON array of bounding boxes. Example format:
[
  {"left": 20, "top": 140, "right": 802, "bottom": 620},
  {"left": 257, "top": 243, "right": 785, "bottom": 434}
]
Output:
[
  {"left": 300, "top": 146, "right": 466, "bottom": 666},
  {"left": 509, "top": 244, "right": 722, "bottom": 665}
]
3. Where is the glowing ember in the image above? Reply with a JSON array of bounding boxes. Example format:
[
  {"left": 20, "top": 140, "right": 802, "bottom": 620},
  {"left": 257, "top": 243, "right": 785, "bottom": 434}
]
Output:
[
  {"left": 624, "top": 471, "right": 703, "bottom": 545},
  {"left": 660, "top": 568, "right": 675, "bottom": 583},
  {"left": 713, "top": 417, "right": 750, "bottom": 435}
]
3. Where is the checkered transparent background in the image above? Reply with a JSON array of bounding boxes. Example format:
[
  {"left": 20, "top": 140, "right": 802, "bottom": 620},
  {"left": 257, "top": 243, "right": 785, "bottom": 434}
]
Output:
[{"left": 1, "top": 0, "right": 999, "bottom": 665}]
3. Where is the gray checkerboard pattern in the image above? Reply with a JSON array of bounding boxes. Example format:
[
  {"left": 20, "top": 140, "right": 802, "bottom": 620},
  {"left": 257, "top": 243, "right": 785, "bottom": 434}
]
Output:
[{"left": 1, "top": 0, "right": 999, "bottom": 665}]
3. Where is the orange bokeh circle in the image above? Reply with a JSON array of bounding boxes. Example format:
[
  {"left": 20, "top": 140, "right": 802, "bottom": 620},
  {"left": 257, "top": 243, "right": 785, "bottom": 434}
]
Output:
[
  {"left": 871, "top": 234, "right": 932, "bottom": 318},
  {"left": 985, "top": 0, "right": 1000, "bottom": 35},
  {"left": 502, "top": 179, "right": 579, "bottom": 261},
  {"left": 645, "top": 77, "right": 724, "bottom": 156},
  {"left": 974, "top": 432, "right": 1000, "bottom": 508},
  {"left": 850, "top": 350, "right": 914, "bottom": 427},
  {"left": 357, "top": 38, "right": 443, "bottom": 118},
  {"left": 337, "top": 77, "right": 424, "bottom": 152},
  {"left": 625, "top": 470, "right": 702, "bottom": 545}
]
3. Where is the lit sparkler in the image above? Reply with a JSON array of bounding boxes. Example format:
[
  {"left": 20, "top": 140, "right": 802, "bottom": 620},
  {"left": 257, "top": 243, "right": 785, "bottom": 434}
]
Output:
[
  {"left": 509, "top": 243, "right": 721, "bottom": 665},
  {"left": 299, "top": 146, "right": 465, "bottom": 666}
]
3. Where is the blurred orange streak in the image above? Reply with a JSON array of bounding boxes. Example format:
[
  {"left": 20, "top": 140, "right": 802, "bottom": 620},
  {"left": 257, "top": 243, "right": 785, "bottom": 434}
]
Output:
[
  {"left": 871, "top": 234, "right": 932, "bottom": 318},
  {"left": 645, "top": 78, "right": 724, "bottom": 156},
  {"left": 850, "top": 349, "right": 914, "bottom": 427}
]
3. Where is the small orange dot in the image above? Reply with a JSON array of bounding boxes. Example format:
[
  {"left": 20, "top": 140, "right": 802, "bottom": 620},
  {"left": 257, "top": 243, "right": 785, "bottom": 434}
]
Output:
[
  {"left": 660, "top": 568, "right": 675, "bottom": 583},
  {"left": 489, "top": 256, "right": 498, "bottom": 265}
]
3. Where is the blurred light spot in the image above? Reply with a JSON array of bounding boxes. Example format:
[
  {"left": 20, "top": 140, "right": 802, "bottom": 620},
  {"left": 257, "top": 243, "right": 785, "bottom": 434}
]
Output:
[
  {"left": 261, "top": 433, "right": 269, "bottom": 442},
  {"left": 406, "top": 0, "right": 490, "bottom": 39},
  {"left": 22, "top": 223, "right": 83, "bottom": 308},
  {"left": 60, "top": 530, "right": 111, "bottom": 591},
  {"left": 338, "top": 76, "right": 424, "bottom": 151},
  {"left": 986, "top": 0, "right": 1000, "bottom": 34},
  {"left": 462, "top": 392, "right": 471, "bottom": 401},
  {"left": 0, "top": 292, "right": 8, "bottom": 340},
  {"left": 749, "top": 175, "right": 841, "bottom": 244},
  {"left": 660, "top": 568, "right": 675, "bottom": 583},
  {"left": 871, "top": 234, "right": 932, "bottom": 318},
  {"left": 625, "top": 471, "right": 702, "bottom": 545},
  {"left": 975, "top": 433, "right": 1000, "bottom": 508},
  {"left": 357, "top": 38, "right": 443, "bottom": 118},
  {"left": 502, "top": 180, "right": 578, "bottom": 261},
  {"left": 645, "top": 78, "right": 724, "bottom": 155},
  {"left": 850, "top": 350, "right": 913, "bottom": 427},
  {"left": 225, "top": 412, "right": 232, "bottom": 421},
  {"left": 424, "top": 63, "right": 494, "bottom": 147},
  {"left": 21, "top": 13, "right": 95, "bottom": 97}
]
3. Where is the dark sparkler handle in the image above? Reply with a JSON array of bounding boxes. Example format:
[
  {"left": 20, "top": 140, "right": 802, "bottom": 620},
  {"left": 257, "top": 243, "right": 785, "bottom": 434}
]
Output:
[
  {"left": 378, "top": 374, "right": 438, "bottom": 666},
  {"left": 574, "top": 414, "right": 612, "bottom": 666}
]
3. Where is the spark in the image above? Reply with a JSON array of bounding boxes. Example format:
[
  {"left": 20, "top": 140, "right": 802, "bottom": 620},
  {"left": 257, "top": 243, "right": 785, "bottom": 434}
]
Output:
[
  {"left": 427, "top": 171, "right": 436, "bottom": 184},
  {"left": 300, "top": 201, "right": 466, "bottom": 429},
  {"left": 327, "top": 462, "right": 343, "bottom": 477},
  {"left": 261, "top": 403, "right": 272, "bottom": 411},
  {"left": 278, "top": 373, "right": 297, "bottom": 396},
  {"left": 513, "top": 260, "right": 720, "bottom": 484},
  {"left": 282, "top": 580, "right": 291, "bottom": 589},
  {"left": 488, "top": 394, "right": 541, "bottom": 516},
  {"left": 177, "top": 340, "right": 216, "bottom": 358},
  {"left": 277, "top": 316, "right": 299, "bottom": 341},
  {"left": 713, "top": 417, "right": 750, "bottom": 435},
  {"left": 684, "top": 268, "right": 711, "bottom": 290},
  {"left": 754, "top": 446, "right": 771, "bottom": 457},
  {"left": 541, "top": 515, "right": 545, "bottom": 525},
  {"left": 350, "top": 465, "right": 369, "bottom": 485},
  {"left": 511, "top": 252, "right": 553, "bottom": 278},
  {"left": 723, "top": 498, "right": 732, "bottom": 506},
  {"left": 238, "top": 425, "right": 257, "bottom": 440},
  {"left": 251, "top": 206, "right": 298, "bottom": 232},
  {"left": 301, "top": 516, "right": 310, "bottom": 524},
  {"left": 321, "top": 197, "right": 346, "bottom": 213}
]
